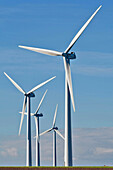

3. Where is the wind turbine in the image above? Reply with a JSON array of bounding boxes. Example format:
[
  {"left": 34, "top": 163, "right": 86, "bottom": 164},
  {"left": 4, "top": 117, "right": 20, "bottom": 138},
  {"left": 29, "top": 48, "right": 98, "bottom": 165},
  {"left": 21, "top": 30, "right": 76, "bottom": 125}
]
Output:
[
  {"left": 39, "top": 104, "right": 64, "bottom": 166},
  {"left": 4, "top": 72, "right": 55, "bottom": 166},
  {"left": 20, "top": 89, "right": 47, "bottom": 166},
  {"left": 18, "top": 5, "right": 102, "bottom": 166}
]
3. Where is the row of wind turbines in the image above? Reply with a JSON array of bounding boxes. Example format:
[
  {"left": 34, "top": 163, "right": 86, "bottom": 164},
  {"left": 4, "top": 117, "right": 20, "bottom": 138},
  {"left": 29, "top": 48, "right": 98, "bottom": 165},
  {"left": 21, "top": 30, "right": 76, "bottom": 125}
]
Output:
[
  {"left": 4, "top": 5, "right": 102, "bottom": 167},
  {"left": 4, "top": 72, "right": 63, "bottom": 166}
]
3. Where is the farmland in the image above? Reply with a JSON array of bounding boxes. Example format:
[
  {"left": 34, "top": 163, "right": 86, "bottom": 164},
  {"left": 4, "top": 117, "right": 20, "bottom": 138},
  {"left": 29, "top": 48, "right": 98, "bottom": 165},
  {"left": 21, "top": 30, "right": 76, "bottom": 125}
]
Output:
[{"left": 0, "top": 167, "right": 113, "bottom": 170}]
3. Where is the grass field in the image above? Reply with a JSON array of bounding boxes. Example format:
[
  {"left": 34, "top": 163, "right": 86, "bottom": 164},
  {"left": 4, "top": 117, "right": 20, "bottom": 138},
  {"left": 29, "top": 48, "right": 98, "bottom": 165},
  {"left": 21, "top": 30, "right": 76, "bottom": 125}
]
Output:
[{"left": 0, "top": 167, "right": 113, "bottom": 170}]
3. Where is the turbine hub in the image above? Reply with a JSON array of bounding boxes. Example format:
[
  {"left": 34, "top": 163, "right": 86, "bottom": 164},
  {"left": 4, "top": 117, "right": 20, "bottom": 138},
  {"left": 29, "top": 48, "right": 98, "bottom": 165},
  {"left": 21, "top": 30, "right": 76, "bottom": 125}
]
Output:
[{"left": 62, "top": 52, "right": 76, "bottom": 59}]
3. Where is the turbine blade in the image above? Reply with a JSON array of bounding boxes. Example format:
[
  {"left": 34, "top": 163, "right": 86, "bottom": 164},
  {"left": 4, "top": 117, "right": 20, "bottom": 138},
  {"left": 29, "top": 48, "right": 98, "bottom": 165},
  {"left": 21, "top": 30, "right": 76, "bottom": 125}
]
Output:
[
  {"left": 35, "top": 90, "right": 48, "bottom": 115},
  {"left": 19, "top": 112, "right": 34, "bottom": 116},
  {"left": 33, "top": 117, "right": 39, "bottom": 140},
  {"left": 27, "top": 76, "right": 56, "bottom": 94},
  {"left": 63, "top": 58, "right": 75, "bottom": 112},
  {"left": 65, "top": 5, "right": 102, "bottom": 53},
  {"left": 34, "top": 117, "right": 37, "bottom": 127},
  {"left": 68, "top": 61, "right": 75, "bottom": 112},
  {"left": 52, "top": 104, "right": 58, "bottom": 127},
  {"left": 40, "top": 128, "right": 53, "bottom": 136},
  {"left": 34, "top": 117, "right": 40, "bottom": 142},
  {"left": 54, "top": 129, "right": 65, "bottom": 140},
  {"left": 19, "top": 112, "right": 27, "bottom": 116},
  {"left": 18, "top": 96, "right": 27, "bottom": 135},
  {"left": 4, "top": 72, "right": 26, "bottom": 94},
  {"left": 18, "top": 45, "right": 62, "bottom": 56}
]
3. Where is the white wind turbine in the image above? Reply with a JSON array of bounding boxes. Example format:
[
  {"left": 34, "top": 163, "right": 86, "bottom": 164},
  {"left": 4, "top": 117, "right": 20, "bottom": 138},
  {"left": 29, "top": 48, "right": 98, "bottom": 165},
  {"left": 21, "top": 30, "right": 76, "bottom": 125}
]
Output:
[
  {"left": 18, "top": 5, "right": 102, "bottom": 166},
  {"left": 20, "top": 89, "right": 48, "bottom": 166},
  {"left": 39, "top": 104, "right": 64, "bottom": 166},
  {"left": 4, "top": 72, "right": 55, "bottom": 166}
]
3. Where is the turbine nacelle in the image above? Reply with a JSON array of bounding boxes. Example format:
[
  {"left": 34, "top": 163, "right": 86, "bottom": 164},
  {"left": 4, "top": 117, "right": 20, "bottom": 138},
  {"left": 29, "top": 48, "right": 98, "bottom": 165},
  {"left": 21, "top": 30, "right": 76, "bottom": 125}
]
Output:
[
  {"left": 53, "top": 127, "right": 58, "bottom": 130},
  {"left": 34, "top": 113, "right": 43, "bottom": 117},
  {"left": 62, "top": 52, "right": 76, "bottom": 60},
  {"left": 26, "top": 92, "right": 35, "bottom": 98}
]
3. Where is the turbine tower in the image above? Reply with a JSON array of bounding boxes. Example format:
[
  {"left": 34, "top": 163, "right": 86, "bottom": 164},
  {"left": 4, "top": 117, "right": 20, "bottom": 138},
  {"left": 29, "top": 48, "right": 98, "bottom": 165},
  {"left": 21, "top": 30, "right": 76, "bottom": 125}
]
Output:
[
  {"left": 4, "top": 72, "right": 55, "bottom": 166},
  {"left": 34, "top": 89, "right": 47, "bottom": 166},
  {"left": 39, "top": 104, "right": 64, "bottom": 166},
  {"left": 20, "top": 89, "right": 48, "bottom": 166},
  {"left": 18, "top": 5, "right": 102, "bottom": 166}
]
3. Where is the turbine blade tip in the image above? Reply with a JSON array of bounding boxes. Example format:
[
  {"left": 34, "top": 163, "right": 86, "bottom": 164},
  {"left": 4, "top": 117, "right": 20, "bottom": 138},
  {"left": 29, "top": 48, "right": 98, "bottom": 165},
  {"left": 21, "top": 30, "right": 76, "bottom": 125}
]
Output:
[
  {"left": 99, "top": 5, "right": 102, "bottom": 9},
  {"left": 45, "top": 89, "right": 48, "bottom": 93},
  {"left": 4, "top": 72, "right": 8, "bottom": 77},
  {"left": 18, "top": 45, "right": 25, "bottom": 49},
  {"left": 73, "top": 104, "right": 75, "bottom": 112}
]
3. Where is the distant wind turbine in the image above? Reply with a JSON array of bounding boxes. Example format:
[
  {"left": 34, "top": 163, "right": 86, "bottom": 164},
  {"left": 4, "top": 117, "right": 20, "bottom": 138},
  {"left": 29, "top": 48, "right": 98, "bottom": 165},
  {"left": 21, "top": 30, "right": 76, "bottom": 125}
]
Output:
[
  {"left": 18, "top": 5, "right": 102, "bottom": 166},
  {"left": 39, "top": 104, "right": 64, "bottom": 166},
  {"left": 20, "top": 89, "right": 48, "bottom": 166},
  {"left": 4, "top": 72, "right": 55, "bottom": 166}
]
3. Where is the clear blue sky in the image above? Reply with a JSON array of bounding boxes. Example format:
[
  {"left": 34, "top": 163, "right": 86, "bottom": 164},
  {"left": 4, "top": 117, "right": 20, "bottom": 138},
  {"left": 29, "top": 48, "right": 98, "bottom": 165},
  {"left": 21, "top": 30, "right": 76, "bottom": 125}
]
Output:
[{"left": 0, "top": 0, "right": 113, "bottom": 166}]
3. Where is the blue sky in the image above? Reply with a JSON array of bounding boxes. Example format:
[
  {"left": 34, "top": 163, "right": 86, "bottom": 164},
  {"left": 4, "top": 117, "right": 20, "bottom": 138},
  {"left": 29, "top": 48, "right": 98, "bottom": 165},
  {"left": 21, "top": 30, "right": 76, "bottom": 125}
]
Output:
[{"left": 0, "top": 0, "right": 113, "bottom": 166}]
